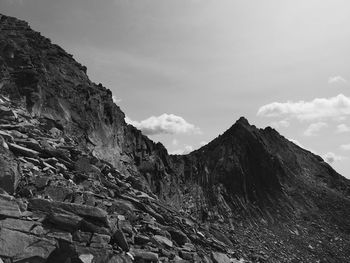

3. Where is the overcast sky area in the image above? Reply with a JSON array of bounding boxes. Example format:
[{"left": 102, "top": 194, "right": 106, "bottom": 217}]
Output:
[{"left": 1, "top": 0, "right": 349, "bottom": 177}]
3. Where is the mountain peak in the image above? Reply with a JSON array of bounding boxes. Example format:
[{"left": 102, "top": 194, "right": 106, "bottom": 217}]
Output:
[{"left": 235, "top": 116, "right": 250, "bottom": 126}]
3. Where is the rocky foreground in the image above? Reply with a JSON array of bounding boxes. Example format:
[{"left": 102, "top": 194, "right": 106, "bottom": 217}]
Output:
[{"left": 0, "top": 14, "right": 350, "bottom": 263}]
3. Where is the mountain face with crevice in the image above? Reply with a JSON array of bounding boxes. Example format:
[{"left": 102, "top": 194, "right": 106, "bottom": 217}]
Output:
[{"left": 0, "top": 14, "right": 350, "bottom": 263}]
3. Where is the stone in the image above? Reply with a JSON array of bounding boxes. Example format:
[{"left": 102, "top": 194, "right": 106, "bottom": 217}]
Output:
[
  {"left": 0, "top": 106, "right": 16, "bottom": 119},
  {"left": 153, "top": 235, "right": 173, "bottom": 248},
  {"left": 0, "top": 218, "right": 38, "bottom": 233},
  {"left": 56, "top": 162, "right": 67, "bottom": 172},
  {"left": 47, "top": 212, "right": 82, "bottom": 231},
  {"left": 112, "top": 229, "right": 129, "bottom": 251},
  {"left": 134, "top": 234, "right": 151, "bottom": 245},
  {"left": 49, "top": 127, "right": 62, "bottom": 138},
  {"left": 79, "top": 254, "right": 94, "bottom": 263},
  {"left": 90, "top": 242, "right": 113, "bottom": 249},
  {"left": 179, "top": 251, "right": 195, "bottom": 261},
  {"left": 75, "top": 246, "right": 114, "bottom": 263},
  {"left": 0, "top": 136, "right": 20, "bottom": 194},
  {"left": 168, "top": 228, "right": 189, "bottom": 246},
  {"left": 0, "top": 194, "right": 22, "bottom": 218},
  {"left": 34, "top": 175, "right": 50, "bottom": 189},
  {"left": 119, "top": 220, "right": 133, "bottom": 236},
  {"left": 172, "top": 255, "right": 190, "bottom": 263},
  {"left": 0, "top": 130, "right": 14, "bottom": 142},
  {"left": 80, "top": 219, "right": 110, "bottom": 235},
  {"left": 130, "top": 249, "right": 159, "bottom": 262},
  {"left": 73, "top": 230, "right": 92, "bottom": 244},
  {"left": 8, "top": 142, "right": 40, "bottom": 158},
  {"left": 108, "top": 254, "right": 133, "bottom": 263},
  {"left": 47, "top": 231, "right": 73, "bottom": 243},
  {"left": 14, "top": 138, "right": 42, "bottom": 152},
  {"left": 44, "top": 185, "right": 73, "bottom": 202},
  {"left": 29, "top": 198, "right": 109, "bottom": 226},
  {"left": 211, "top": 252, "right": 231, "bottom": 263},
  {"left": 0, "top": 228, "right": 56, "bottom": 261},
  {"left": 91, "top": 233, "right": 111, "bottom": 244},
  {"left": 75, "top": 157, "right": 101, "bottom": 179}
]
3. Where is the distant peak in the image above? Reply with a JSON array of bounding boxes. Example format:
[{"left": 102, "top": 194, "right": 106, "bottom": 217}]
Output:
[{"left": 235, "top": 116, "right": 250, "bottom": 126}]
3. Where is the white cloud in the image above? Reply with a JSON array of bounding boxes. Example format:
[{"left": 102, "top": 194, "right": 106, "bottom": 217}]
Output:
[
  {"left": 328, "top": 76, "right": 347, "bottom": 84},
  {"left": 183, "top": 145, "right": 194, "bottom": 153},
  {"left": 125, "top": 114, "right": 201, "bottom": 136},
  {"left": 170, "top": 145, "right": 194, "bottom": 155},
  {"left": 322, "top": 152, "right": 344, "bottom": 164},
  {"left": 336, "top": 124, "right": 350, "bottom": 133},
  {"left": 270, "top": 119, "right": 290, "bottom": 129},
  {"left": 257, "top": 94, "right": 350, "bottom": 121},
  {"left": 303, "top": 122, "right": 327, "bottom": 136},
  {"left": 199, "top": 141, "right": 207, "bottom": 146},
  {"left": 340, "top": 144, "right": 350, "bottom": 151},
  {"left": 112, "top": 95, "right": 121, "bottom": 104}
]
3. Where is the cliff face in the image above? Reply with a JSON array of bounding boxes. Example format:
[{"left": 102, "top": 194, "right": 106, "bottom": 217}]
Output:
[
  {"left": 1, "top": 14, "right": 350, "bottom": 263},
  {"left": 0, "top": 13, "right": 174, "bottom": 193}
]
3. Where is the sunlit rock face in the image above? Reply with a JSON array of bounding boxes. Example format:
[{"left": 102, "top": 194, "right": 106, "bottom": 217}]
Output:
[{"left": 0, "top": 13, "right": 350, "bottom": 263}]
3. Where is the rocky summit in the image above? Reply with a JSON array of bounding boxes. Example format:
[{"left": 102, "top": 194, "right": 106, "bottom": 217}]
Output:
[{"left": 0, "top": 13, "right": 350, "bottom": 263}]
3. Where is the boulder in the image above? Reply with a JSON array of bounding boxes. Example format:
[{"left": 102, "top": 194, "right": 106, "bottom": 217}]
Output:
[
  {"left": 46, "top": 212, "right": 82, "bottom": 232},
  {"left": 153, "top": 235, "right": 173, "bottom": 248},
  {"left": 130, "top": 249, "right": 159, "bottom": 262},
  {"left": 8, "top": 142, "right": 40, "bottom": 158},
  {"left": 0, "top": 228, "right": 56, "bottom": 261},
  {"left": 0, "top": 106, "right": 16, "bottom": 119},
  {"left": 0, "top": 194, "right": 22, "bottom": 218},
  {"left": 0, "top": 136, "right": 20, "bottom": 194},
  {"left": 134, "top": 234, "right": 150, "bottom": 245},
  {"left": 0, "top": 218, "right": 38, "bottom": 233},
  {"left": 112, "top": 229, "right": 129, "bottom": 251},
  {"left": 73, "top": 230, "right": 92, "bottom": 244},
  {"left": 211, "top": 252, "right": 231, "bottom": 263},
  {"left": 167, "top": 227, "right": 189, "bottom": 246},
  {"left": 79, "top": 254, "right": 94, "bottom": 263},
  {"left": 29, "top": 198, "right": 109, "bottom": 226}
]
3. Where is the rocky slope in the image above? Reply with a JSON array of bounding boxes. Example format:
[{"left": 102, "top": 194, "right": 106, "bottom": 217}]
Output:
[{"left": 0, "top": 13, "right": 350, "bottom": 263}]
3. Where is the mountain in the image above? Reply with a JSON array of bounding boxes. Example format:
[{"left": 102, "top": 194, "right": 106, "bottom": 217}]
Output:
[{"left": 0, "top": 13, "right": 349, "bottom": 263}]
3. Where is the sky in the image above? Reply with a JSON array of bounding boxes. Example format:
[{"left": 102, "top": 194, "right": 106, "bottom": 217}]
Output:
[{"left": 1, "top": 0, "right": 350, "bottom": 178}]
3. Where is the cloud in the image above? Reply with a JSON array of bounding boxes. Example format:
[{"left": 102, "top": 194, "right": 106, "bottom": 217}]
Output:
[
  {"left": 270, "top": 119, "right": 290, "bottom": 129},
  {"left": 257, "top": 94, "right": 350, "bottom": 121},
  {"left": 328, "top": 76, "right": 347, "bottom": 84},
  {"left": 172, "top": 139, "right": 178, "bottom": 146},
  {"left": 340, "top": 144, "right": 350, "bottom": 151},
  {"left": 336, "top": 124, "right": 350, "bottom": 133},
  {"left": 199, "top": 141, "right": 207, "bottom": 146},
  {"left": 322, "top": 152, "right": 344, "bottom": 164},
  {"left": 112, "top": 95, "right": 121, "bottom": 104},
  {"left": 303, "top": 122, "right": 327, "bottom": 136},
  {"left": 170, "top": 145, "right": 194, "bottom": 155},
  {"left": 125, "top": 114, "right": 201, "bottom": 136}
]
